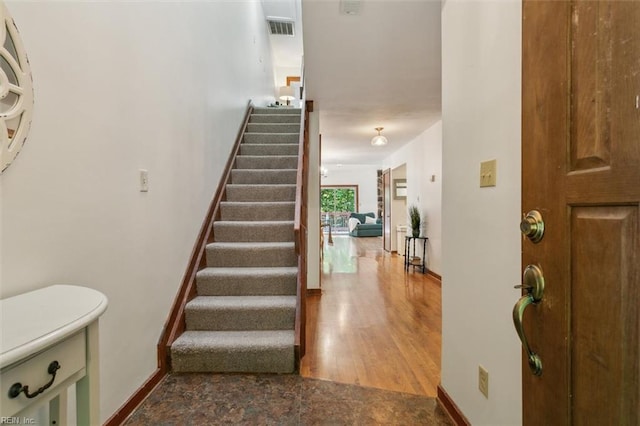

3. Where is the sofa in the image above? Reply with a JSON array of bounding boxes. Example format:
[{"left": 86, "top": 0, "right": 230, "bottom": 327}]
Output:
[{"left": 348, "top": 212, "right": 383, "bottom": 237}]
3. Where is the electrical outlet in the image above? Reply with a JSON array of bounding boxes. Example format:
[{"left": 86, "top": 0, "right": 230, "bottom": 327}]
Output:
[
  {"left": 480, "top": 159, "right": 497, "bottom": 187},
  {"left": 479, "top": 365, "right": 489, "bottom": 398}
]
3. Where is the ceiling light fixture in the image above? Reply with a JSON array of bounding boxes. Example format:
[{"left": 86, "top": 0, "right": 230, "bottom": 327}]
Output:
[{"left": 371, "top": 127, "right": 388, "bottom": 147}]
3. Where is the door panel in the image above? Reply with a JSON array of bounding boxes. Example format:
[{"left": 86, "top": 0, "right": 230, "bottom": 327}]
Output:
[
  {"left": 522, "top": 0, "right": 640, "bottom": 424},
  {"left": 570, "top": 1, "right": 612, "bottom": 171},
  {"left": 571, "top": 207, "right": 639, "bottom": 424}
]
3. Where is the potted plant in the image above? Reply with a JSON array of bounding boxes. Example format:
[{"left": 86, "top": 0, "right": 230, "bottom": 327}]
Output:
[{"left": 409, "top": 205, "right": 421, "bottom": 237}]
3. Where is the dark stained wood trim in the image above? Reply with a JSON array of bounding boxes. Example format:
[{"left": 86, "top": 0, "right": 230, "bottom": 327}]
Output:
[
  {"left": 294, "top": 254, "right": 305, "bottom": 372},
  {"left": 294, "top": 99, "right": 311, "bottom": 369},
  {"left": 427, "top": 269, "right": 442, "bottom": 283},
  {"left": 158, "top": 101, "right": 254, "bottom": 371},
  {"left": 103, "top": 368, "right": 164, "bottom": 426},
  {"left": 437, "top": 384, "right": 471, "bottom": 426},
  {"left": 307, "top": 288, "right": 321, "bottom": 296},
  {"left": 286, "top": 76, "right": 300, "bottom": 86}
]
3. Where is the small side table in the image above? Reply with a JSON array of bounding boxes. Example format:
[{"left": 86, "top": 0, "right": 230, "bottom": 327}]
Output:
[
  {"left": 1, "top": 285, "right": 108, "bottom": 425},
  {"left": 404, "top": 236, "right": 428, "bottom": 274}
]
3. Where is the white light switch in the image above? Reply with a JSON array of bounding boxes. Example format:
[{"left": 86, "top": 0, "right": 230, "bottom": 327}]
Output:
[{"left": 140, "top": 169, "right": 149, "bottom": 192}]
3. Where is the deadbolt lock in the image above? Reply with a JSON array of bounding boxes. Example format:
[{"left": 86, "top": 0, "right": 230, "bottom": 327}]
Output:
[{"left": 520, "top": 210, "right": 545, "bottom": 243}]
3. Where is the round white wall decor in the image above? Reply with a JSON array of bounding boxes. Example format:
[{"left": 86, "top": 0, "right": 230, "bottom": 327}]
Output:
[{"left": 0, "top": 2, "right": 33, "bottom": 173}]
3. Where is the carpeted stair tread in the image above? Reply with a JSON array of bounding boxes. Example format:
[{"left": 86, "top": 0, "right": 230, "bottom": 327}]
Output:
[
  {"left": 220, "top": 201, "right": 294, "bottom": 221},
  {"left": 186, "top": 295, "right": 296, "bottom": 310},
  {"left": 206, "top": 241, "right": 297, "bottom": 267},
  {"left": 171, "top": 330, "right": 295, "bottom": 373},
  {"left": 185, "top": 295, "right": 296, "bottom": 331},
  {"left": 249, "top": 114, "right": 300, "bottom": 123},
  {"left": 196, "top": 267, "right": 298, "bottom": 296},
  {"left": 240, "top": 143, "right": 299, "bottom": 156},
  {"left": 243, "top": 133, "right": 299, "bottom": 144},
  {"left": 231, "top": 169, "right": 297, "bottom": 184},
  {"left": 170, "top": 105, "right": 302, "bottom": 375},
  {"left": 235, "top": 155, "right": 298, "bottom": 169},
  {"left": 225, "top": 184, "right": 296, "bottom": 202},
  {"left": 214, "top": 221, "right": 294, "bottom": 242},
  {"left": 247, "top": 123, "right": 299, "bottom": 133},
  {"left": 252, "top": 107, "right": 301, "bottom": 114}
]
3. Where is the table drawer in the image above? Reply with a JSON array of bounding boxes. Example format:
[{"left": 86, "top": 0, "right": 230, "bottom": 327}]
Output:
[{"left": 0, "top": 331, "right": 86, "bottom": 417}]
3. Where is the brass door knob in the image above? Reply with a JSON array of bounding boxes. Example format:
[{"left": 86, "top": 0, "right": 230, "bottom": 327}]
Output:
[{"left": 520, "top": 210, "right": 544, "bottom": 243}]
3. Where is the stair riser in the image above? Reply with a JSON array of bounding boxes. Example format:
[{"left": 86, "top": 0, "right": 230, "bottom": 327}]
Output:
[
  {"left": 220, "top": 204, "right": 294, "bottom": 221},
  {"left": 196, "top": 272, "right": 297, "bottom": 296},
  {"left": 206, "top": 245, "right": 297, "bottom": 267},
  {"left": 231, "top": 170, "right": 297, "bottom": 184},
  {"left": 253, "top": 107, "right": 301, "bottom": 115},
  {"left": 240, "top": 144, "right": 299, "bottom": 156},
  {"left": 235, "top": 156, "right": 298, "bottom": 169},
  {"left": 185, "top": 307, "right": 295, "bottom": 331},
  {"left": 249, "top": 114, "right": 300, "bottom": 124},
  {"left": 243, "top": 133, "right": 299, "bottom": 144},
  {"left": 225, "top": 185, "right": 296, "bottom": 202},
  {"left": 171, "top": 346, "right": 294, "bottom": 373},
  {"left": 214, "top": 223, "right": 294, "bottom": 242}
]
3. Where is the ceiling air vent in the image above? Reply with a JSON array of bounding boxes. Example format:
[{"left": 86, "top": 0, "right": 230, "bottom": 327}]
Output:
[{"left": 268, "top": 20, "right": 294, "bottom": 36}]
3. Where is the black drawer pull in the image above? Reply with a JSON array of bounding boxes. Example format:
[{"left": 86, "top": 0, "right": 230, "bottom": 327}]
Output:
[{"left": 8, "top": 361, "right": 60, "bottom": 399}]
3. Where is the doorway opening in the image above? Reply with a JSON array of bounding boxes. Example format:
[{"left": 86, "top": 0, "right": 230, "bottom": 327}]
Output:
[{"left": 321, "top": 185, "right": 358, "bottom": 234}]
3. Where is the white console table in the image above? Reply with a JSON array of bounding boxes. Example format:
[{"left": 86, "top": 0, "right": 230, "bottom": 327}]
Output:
[{"left": 1, "top": 285, "right": 108, "bottom": 425}]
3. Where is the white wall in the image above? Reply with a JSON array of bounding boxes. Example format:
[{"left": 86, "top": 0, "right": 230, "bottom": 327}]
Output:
[
  {"left": 307, "top": 110, "right": 321, "bottom": 290},
  {"left": 321, "top": 164, "right": 379, "bottom": 216},
  {"left": 383, "top": 121, "right": 442, "bottom": 275},
  {"left": 0, "top": 1, "right": 275, "bottom": 422},
  {"left": 441, "top": 1, "right": 522, "bottom": 424}
]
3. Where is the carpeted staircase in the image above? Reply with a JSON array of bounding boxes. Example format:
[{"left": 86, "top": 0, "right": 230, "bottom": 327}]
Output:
[{"left": 170, "top": 107, "right": 302, "bottom": 373}]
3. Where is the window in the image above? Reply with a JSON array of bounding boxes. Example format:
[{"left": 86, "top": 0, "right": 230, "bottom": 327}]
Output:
[{"left": 321, "top": 186, "right": 358, "bottom": 233}]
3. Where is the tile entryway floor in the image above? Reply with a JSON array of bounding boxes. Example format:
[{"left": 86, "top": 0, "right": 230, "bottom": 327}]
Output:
[{"left": 124, "top": 373, "right": 452, "bottom": 425}]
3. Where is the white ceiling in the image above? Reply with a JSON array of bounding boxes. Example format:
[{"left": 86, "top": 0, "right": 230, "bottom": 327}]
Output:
[{"left": 264, "top": 0, "right": 442, "bottom": 167}]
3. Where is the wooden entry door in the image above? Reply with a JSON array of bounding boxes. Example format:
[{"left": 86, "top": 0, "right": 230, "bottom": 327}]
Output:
[
  {"left": 521, "top": 1, "right": 639, "bottom": 423},
  {"left": 383, "top": 169, "right": 391, "bottom": 251}
]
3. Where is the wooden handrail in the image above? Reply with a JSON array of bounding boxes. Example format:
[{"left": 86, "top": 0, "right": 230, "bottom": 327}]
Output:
[
  {"left": 293, "top": 117, "right": 305, "bottom": 254},
  {"left": 294, "top": 99, "right": 312, "bottom": 368},
  {"left": 157, "top": 101, "right": 254, "bottom": 371}
]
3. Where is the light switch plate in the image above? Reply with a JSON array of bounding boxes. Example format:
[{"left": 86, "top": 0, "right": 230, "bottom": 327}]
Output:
[
  {"left": 480, "top": 160, "right": 497, "bottom": 187},
  {"left": 479, "top": 365, "right": 489, "bottom": 398},
  {"left": 140, "top": 169, "right": 149, "bottom": 192}
]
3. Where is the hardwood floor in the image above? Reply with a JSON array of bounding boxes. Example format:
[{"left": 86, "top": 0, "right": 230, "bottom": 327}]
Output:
[{"left": 300, "top": 235, "right": 442, "bottom": 397}]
